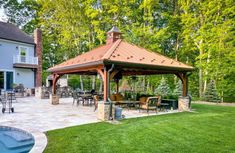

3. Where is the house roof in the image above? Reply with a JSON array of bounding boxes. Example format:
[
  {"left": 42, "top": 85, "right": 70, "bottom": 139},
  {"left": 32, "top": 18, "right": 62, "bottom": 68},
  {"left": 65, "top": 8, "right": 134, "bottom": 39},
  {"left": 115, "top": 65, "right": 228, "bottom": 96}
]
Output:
[
  {"left": 0, "top": 21, "right": 34, "bottom": 44},
  {"left": 48, "top": 39, "right": 194, "bottom": 73}
]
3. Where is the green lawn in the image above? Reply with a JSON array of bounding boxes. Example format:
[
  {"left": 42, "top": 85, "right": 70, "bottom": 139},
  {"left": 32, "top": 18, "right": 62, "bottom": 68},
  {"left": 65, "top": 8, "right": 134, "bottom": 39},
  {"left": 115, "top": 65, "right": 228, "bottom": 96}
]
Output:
[{"left": 44, "top": 104, "right": 235, "bottom": 153}]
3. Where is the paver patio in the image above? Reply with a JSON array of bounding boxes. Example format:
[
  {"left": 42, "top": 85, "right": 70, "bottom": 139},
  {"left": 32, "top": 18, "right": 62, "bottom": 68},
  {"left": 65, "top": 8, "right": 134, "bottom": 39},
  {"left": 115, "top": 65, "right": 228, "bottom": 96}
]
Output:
[
  {"left": 0, "top": 97, "right": 99, "bottom": 132},
  {"left": 0, "top": 97, "right": 179, "bottom": 132}
]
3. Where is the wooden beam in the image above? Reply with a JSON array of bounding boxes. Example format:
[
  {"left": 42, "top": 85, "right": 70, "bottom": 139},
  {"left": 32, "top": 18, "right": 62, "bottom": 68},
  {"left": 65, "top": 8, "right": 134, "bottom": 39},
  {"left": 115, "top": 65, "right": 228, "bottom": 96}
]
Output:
[
  {"left": 54, "top": 65, "right": 104, "bottom": 75},
  {"left": 110, "top": 70, "right": 119, "bottom": 80},
  {"left": 96, "top": 68, "right": 104, "bottom": 80}
]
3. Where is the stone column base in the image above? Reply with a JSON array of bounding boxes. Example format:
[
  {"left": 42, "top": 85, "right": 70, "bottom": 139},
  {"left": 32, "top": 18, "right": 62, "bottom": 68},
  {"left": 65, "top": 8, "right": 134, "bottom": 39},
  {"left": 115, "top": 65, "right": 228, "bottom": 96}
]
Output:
[
  {"left": 178, "top": 96, "right": 190, "bottom": 111},
  {"left": 50, "top": 94, "right": 59, "bottom": 105},
  {"left": 35, "top": 87, "right": 42, "bottom": 99},
  {"left": 97, "top": 101, "right": 115, "bottom": 121}
]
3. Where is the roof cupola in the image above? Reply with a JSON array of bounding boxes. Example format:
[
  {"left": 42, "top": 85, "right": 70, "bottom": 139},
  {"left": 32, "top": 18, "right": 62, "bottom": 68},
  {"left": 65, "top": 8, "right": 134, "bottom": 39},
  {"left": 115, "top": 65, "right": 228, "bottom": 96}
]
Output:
[{"left": 106, "top": 26, "right": 122, "bottom": 44}]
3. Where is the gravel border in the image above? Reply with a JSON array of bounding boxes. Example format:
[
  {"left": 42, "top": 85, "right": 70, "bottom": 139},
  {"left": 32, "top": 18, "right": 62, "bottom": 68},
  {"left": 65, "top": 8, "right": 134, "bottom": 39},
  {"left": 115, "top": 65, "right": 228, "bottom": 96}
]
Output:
[{"left": 193, "top": 101, "right": 235, "bottom": 106}]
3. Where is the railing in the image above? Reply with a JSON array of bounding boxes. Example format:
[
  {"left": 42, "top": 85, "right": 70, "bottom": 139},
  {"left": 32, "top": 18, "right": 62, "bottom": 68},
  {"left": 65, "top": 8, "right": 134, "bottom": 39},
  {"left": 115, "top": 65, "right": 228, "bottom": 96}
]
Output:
[{"left": 13, "top": 55, "right": 38, "bottom": 65}]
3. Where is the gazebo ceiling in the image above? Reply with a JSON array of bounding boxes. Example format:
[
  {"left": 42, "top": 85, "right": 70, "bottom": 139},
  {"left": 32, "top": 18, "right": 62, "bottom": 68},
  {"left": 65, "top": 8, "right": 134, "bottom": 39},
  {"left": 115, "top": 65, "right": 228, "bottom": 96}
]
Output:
[{"left": 48, "top": 37, "right": 194, "bottom": 74}]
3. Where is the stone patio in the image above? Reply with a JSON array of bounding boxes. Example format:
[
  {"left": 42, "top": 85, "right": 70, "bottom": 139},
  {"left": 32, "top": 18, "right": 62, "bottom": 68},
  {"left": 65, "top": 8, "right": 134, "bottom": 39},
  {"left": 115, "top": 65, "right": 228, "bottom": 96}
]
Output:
[{"left": 0, "top": 97, "right": 179, "bottom": 153}]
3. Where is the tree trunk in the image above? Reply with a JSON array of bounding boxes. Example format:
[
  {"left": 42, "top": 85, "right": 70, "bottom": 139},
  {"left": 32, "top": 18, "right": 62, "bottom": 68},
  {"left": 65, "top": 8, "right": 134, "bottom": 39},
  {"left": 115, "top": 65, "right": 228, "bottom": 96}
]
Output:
[
  {"left": 142, "top": 76, "right": 146, "bottom": 94},
  {"left": 80, "top": 75, "right": 84, "bottom": 91},
  {"left": 99, "top": 79, "right": 103, "bottom": 93},
  {"left": 92, "top": 75, "right": 96, "bottom": 90},
  {"left": 195, "top": 40, "right": 203, "bottom": 98},
  {"left": 146, "top": 80, "right": 150, "bottom": 94},
  {"left": 199, "top": 69, "right": 203, "bottom": 98}
]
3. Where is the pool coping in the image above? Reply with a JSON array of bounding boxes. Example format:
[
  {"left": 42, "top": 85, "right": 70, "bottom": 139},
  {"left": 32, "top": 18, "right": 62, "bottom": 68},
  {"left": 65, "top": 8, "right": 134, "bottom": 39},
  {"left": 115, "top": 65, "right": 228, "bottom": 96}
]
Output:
[
  {"left": 29, "top": 131, "right": 47, "bottom": 153},
  {"left": 0, "top": 125, "right": 47, "bottom": 153}
]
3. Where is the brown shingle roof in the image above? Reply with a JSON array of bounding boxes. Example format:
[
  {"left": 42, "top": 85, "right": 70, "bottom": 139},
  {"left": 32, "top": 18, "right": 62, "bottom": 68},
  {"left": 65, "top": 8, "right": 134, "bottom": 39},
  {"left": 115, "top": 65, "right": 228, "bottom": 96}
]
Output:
[
  {"left": 48, "top": 39, "right": 193, "bottom": 72},
  {"left": 0, "top": 21, "right": 34, "bottom": 44}
]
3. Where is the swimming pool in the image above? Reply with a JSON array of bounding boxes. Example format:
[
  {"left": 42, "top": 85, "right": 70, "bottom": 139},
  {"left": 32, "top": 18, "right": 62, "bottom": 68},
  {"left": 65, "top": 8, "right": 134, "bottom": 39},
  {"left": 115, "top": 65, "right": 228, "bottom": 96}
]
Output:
[{"left": 0, "top": 126, "right": 35, "bottom": 153}]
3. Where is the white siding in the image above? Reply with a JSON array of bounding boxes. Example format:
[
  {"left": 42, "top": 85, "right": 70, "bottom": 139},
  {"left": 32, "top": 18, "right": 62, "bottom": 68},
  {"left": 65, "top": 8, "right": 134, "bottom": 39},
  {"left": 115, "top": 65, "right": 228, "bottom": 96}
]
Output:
[{"left": 15, "top": 68, "right": 35, "bottom": 88}]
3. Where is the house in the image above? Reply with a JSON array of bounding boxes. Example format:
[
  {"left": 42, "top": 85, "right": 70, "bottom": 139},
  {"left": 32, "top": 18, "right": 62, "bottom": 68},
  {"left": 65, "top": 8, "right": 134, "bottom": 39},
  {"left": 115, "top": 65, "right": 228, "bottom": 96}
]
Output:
[{"left": 0, "top": 21, "right": 42, "bottom": 91}]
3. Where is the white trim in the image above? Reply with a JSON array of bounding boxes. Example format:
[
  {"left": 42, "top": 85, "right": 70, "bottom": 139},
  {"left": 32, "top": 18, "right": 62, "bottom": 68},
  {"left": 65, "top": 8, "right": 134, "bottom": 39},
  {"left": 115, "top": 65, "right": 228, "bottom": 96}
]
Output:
[
  {"left": 0, "top": 69, "right": 15, "bottom": 90},
  {"left": 0, "top": 38, "right": 35, "bottom": 47}
]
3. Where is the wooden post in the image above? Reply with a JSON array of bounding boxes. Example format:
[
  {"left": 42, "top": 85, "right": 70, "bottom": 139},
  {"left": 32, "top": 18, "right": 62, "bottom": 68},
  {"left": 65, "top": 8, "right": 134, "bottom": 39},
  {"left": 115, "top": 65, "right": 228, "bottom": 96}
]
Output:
[
  {"left": 52, "top": 73, "right": 60, "bottom": 95},
  {"left": 175, "top": 73, "right": 188, "bottom": 97},
  {"left": 182, "top": 73, "right": 187, "bottom": 97}
]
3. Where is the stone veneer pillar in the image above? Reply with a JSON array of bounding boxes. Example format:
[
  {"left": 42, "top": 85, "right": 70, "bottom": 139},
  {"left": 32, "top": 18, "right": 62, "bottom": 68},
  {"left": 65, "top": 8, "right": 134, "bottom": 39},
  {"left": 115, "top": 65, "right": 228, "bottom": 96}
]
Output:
[
  {"left": 34, "top": 28, "right": 42, "bottom": 87},
  {"left": 178, "top": 96, "right": 190, "bottom": 111},
  {"left": 50, "top": 94, "right": 59, "bottom": 105},
  {"left": 97, "top": 102, "right": 115, "bottom": 121}
]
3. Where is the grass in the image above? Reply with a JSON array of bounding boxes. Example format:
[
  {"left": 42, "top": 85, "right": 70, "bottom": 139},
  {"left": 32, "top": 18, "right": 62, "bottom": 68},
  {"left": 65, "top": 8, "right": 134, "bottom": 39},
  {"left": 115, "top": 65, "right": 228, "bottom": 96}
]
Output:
[{"left": 44, "top": 104, "right": 235, "bottom": 153}]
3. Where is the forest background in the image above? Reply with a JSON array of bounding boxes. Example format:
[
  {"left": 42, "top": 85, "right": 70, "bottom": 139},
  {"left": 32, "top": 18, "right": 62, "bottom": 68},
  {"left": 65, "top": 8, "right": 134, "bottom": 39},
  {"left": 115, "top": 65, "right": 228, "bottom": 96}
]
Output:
[{"left": 1, "top": 0, "right": 234, "bottom": 102}]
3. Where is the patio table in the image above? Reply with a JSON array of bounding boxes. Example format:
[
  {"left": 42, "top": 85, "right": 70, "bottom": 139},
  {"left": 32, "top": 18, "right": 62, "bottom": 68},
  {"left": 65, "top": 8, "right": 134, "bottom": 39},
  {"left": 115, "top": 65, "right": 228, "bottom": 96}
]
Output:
[
  {"left": 80, "top": 94, "right": 93, "bottom": 106},
  {"left": 161, "top": 99, "right": 178, "bottom": 110}
]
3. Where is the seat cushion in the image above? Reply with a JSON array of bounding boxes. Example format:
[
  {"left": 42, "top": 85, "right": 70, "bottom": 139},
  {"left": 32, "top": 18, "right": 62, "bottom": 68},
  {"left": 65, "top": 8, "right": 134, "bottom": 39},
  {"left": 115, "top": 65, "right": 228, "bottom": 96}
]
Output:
[
  {"left": 116, "top": 94, "right": 123, "bottom": 101},
  {"left": 110, "top": 94, "right": 116, "bottom": 101},
  {"left": 139, "top": 97, "right": 147, "bottom": 104}
]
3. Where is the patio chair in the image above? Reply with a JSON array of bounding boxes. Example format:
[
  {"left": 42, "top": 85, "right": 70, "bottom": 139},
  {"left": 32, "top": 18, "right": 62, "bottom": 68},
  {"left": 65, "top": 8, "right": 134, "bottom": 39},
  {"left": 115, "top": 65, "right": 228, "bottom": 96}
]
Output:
[
  {"left": 42, "top": 87, "right": 50, "bottom": 99},
  {"left": 110, "top": 93, "right": 124, "bottom": 104},
  {"left": 72, "top": 91, "right": 83, "bottom": 106},
  {"left": 82, "top": 94, "right": 93, "bottom": 106},
  {"left": 14, "top": 84, "right": 25, "bottom": 97},
  {"left": 139, "top": 96, "right": 161, "bottom": 113}
]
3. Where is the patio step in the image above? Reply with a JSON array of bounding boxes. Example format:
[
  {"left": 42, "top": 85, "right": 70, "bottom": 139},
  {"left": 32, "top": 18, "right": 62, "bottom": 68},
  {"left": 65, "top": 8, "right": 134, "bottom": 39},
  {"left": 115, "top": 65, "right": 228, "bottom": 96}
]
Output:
[
  {"left": 0, "top": 133, "right": 34, "bottom": 149},
  {"left": 11, "top": 145, "right": 34, "bottom": 153},
  {"left": 4, "top": 131, "right": 33, "bottom": 142}
]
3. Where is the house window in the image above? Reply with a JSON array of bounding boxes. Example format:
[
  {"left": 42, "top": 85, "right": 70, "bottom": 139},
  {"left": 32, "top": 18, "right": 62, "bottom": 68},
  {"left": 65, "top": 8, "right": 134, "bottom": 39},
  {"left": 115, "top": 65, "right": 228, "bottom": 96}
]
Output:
[
  {"left": 0, "top": 71, "right": 4, "bottom": 89},
  {"left": 19, "top": 46, "right": 28, "bottom": 63},
  {"left": 19, "top": 46, "right": 28, "bottom": 56}
]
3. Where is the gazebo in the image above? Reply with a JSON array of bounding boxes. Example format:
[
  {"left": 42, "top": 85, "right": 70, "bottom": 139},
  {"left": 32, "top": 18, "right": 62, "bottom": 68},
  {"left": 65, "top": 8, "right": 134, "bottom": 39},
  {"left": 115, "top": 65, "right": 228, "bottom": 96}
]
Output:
[{"left": 48, "top": 27, "right": 194, "bottom": 120}]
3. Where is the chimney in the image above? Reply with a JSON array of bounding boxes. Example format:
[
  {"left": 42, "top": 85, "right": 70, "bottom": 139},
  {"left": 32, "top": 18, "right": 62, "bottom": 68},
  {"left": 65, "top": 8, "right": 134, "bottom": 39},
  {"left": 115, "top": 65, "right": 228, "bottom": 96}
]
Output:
[
  {"left": 34, "top": 28, "right": 42, "bottom": 87},
  {"left": 106, "top": 26, "right": 122, "bottom": 44}
]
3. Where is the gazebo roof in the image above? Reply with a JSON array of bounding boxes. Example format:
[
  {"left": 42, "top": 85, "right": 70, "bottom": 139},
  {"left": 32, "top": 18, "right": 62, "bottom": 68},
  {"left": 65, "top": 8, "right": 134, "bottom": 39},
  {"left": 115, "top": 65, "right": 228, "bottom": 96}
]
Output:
[{"left": 48, "top": 39, "right": 193, "bottom": 73}]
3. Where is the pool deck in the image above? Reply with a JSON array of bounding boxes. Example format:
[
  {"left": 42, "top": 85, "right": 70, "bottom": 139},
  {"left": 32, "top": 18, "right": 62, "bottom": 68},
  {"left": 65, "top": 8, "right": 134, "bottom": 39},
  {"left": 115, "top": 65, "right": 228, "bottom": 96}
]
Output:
[{"left": 0, "top": 97, "right": 179, "bottom": 153}]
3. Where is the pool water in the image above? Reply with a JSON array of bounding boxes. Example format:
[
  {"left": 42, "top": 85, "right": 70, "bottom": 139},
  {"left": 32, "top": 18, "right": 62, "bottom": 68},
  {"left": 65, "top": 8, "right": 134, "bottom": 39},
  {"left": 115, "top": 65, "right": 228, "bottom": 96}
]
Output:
[{"left": 0, "top": 126, "right": 34, "bottom": 153}]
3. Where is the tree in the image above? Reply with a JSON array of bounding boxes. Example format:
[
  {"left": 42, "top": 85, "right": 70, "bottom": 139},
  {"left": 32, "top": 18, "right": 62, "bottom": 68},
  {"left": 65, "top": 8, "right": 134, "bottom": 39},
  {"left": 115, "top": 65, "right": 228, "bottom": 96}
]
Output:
[
  {"left": 0, "top": 0, "right": 40, "bottom": 34},
  {"left": 203, "top": 80, "right": 220, "bottom": 103},
  {"left": 173, "top": 80, "right": 182, "bottom": 96},
  {"left": 155, "top": 77, "right": 171, "bottom": 97}
]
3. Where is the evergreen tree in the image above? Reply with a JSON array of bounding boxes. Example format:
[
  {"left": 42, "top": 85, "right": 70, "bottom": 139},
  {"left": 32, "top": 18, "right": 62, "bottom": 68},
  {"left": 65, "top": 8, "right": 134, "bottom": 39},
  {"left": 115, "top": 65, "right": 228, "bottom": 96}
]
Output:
[
  {"left": 204, "top": 80, "right": 220, "bottom": 103},
  {"left": 173, "top": 80, "right": 182, "bottom": 96},
  {"left": 155, "top": 77, "right": 171, "bottom": 97}
]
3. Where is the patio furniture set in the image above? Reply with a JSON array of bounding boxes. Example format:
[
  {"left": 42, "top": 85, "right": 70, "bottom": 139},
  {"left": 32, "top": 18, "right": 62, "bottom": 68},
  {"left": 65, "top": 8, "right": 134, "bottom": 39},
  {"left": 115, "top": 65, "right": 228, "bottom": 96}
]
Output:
[
  {"left": 72, "top": 90, "right": 103, "bottom": 111},
  {"left": 110, "top": 93, "right": 177, "bottom": 113},
  {"left": 72, "top": 91, "right": 178, "bottom": 113}
]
